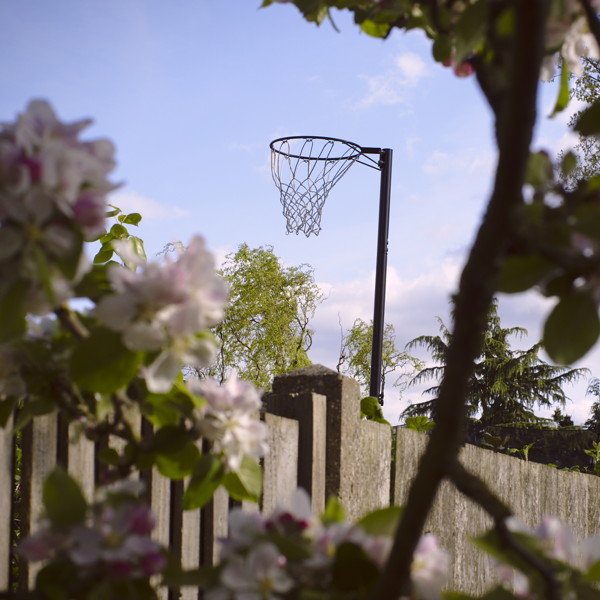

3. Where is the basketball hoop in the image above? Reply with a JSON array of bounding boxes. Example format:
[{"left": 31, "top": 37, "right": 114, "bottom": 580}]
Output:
[
  {"left": 268, "top": 133, "right": 393, "bottom": 406},
  {"left": 270, "top": 136, "right": 365, "bottom": 236}
]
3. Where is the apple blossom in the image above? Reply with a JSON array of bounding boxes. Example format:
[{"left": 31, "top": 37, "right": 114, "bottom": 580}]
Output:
[
  {"left": 190, "top": 372, "right": 268, "bottom": 471},
  {"left": 211, "top": 489, "right": 448, "bottom": 600},
  {"left": 410, "top": 534, "right": 449, "bottom": 600},
  {"left": 18, "top": 483, "right": 166, "bottom": 581},
  {"left": 95, "top": 235, "right": 228, "bottom": 393},
  {"left": 215, "top": 543, "right": 293, "bottom": 600},
  {"left": 0, "top": 100, "right": 117, "bottom": 315}
]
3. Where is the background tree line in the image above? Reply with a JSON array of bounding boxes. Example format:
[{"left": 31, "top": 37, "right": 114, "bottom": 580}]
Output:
[{"left": 189, "top": 243, "right": 600, "bottom": 439}]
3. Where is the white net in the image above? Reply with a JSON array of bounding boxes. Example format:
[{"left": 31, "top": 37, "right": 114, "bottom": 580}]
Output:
[{"left": 270, "top": 137, "right": 361, "bottom": 236}]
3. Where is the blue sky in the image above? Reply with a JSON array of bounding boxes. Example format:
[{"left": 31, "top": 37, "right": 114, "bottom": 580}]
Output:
[{"left": 2, "top": 0, "right": 596, "bottom": 423}]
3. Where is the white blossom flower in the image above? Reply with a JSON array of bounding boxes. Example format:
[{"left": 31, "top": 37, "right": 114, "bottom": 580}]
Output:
[
  {"left": 219, "top": 543, "right": 293, "bottom": 600},
  {"left": 542, "top": 1, "right": 600, "bottom": 80},
  {"left": 95, "top": 235, "right": 227, "bottom": 393},
  {"left": 0, "top": 100, "right": 117, "bottom": 314},
  {"left": 191, "top": 373, "right": 268, "bottom": 471},
  {"left": 536, "top": 515, "right": 579, "bottom": 565},
  {"left": 411, "top": 533, "right": 449, "bottom": 600}
]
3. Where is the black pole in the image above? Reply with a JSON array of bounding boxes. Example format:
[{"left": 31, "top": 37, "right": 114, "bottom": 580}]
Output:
[{"left": 368, "top": 148, "right": 393, "bottom": 404}]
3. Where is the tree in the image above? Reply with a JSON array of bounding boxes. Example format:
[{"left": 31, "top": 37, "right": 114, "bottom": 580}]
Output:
[
  {"left": 552, "top": 407, "right": 575, "bottom": 428},
  {"left": 265, "top": 4, "right": 600, "bottom": 599},
  {"left": 560, "top": 57, "right": 600, "bottom": 188},
  {"left": 585, "top": 377, "right": 600, "bottom": 436},
  {"left": 337, "top": 318, "right": 421, "bottom": 397},
  {"left": 402, "top": 300, "right": 587, "bottom": 426},
  {"left": 198, "top": 244, "right": 324, "bottom": 390}
]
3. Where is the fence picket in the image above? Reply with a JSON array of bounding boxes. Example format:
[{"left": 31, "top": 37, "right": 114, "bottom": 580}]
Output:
[{"left": 0, "top": 416, "right": 13, "bottom": 589}]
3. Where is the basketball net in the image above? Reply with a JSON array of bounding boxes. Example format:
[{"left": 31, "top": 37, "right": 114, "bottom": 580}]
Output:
[{"left": 270, "top": 137, "right": 362, "bottom": 236}]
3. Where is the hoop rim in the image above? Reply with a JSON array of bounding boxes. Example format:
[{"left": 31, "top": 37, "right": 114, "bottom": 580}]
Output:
[{"left": 270, "top": 135, "right": 363, "bottom": 162}]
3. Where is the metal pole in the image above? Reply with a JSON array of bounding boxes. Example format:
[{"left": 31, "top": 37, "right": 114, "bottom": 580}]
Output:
[{"left": 368, "top": 148, "right": 393, "bottom": 404}]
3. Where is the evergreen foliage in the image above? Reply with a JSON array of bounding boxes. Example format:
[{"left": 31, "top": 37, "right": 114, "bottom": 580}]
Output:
[
  {"left": 585, "top": 377, "right": 600, "bottom": 436},
  {"left": 403, "top": 300, "right": 587, "bottom": 425}
]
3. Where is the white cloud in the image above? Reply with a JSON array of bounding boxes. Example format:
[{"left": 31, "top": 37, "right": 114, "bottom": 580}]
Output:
[
  {"left": 395, "top": 52, "right": 427, "bottom": 82},
  {"left": 353, "top": 51, "right": 430, "bottom": 110},
  {"left": 109, "top": 190, "right": 191, "bottom": 220},
  {"left": 307, "top": 260, "right": 598, "bottom": 425},
  {"left": 354, "top": 74, "right": 410, "bottom": 109},
  {"left": 422, "top": 148, "right": 493, "bottom": 176},
  {"left": 405, "top": 136, "right": 420, "bottom": 157}
]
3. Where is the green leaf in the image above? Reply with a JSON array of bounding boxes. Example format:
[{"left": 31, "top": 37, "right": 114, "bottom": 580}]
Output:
[
  {"left": 151, "top": 425, "right": 190, "bottom": 453},
  {"left": 454, "top": 0, "right": 488, "bottom": 63},
  {"left": 525, "top": 151, "right": 552, "bottom": 188},
  {"left": 161, "top": 564, "right": 217, "bottom": 589},
  {"left": 497, "top": 254, "right": 554, "bottom": 293},
  {"left": 0, "top": 280, "right": 27, "bottom": 342},
  {"left": 575, "top": 100, "right": 600, "bottom": 136},
  {"left": 432, "top": 35, "right": 452, "bottom": 63},
  {"left": 73, "top": 264, "right": 111, "bottom": 300},
  {"left": 156, "top": 443, "right": 200, "bottom": 480},
  {"left": 267, "top": 532, "right": 314, "bottom": 560},
  {"left": 550, "top": 58, "right": 571, "bottom": 117},
  {"left": 36, "top": 560, "right": 77, "bottom": 600},
  {"left": 360, "top": 19, "right": 390, "bottom": 38},
  {"left": 574, "top": 204, "right": 600, "bottom": 242},
  {"left": 0, "top": 397, "right": 18, "bottom": 428},
  {"left": 43, "top": 467, "right": 87, "bottom": 527},
  {"left": 69, "top": 327, "right": 143, "bottom": 393},
  {"left": 29, "top": 397, "right": 56, "bottom": 417},
  {"left": 360, "top": 397, "right": 378, "bottom": 415},
  {"left": 32, "top": 244, "right": 56, "bottom": 307},
  {"left": 182, "top": 454, "right": 224, "bottom": 510},
  {"left": 332, "top": 542, "right": 379, "bottom": 591},
  {"left": 473, "top": 529, "right": 546, "bottom": 580},
  {"left": 562, "top": 151, "right": 578, "bottom": 177},
  {"left": 360, "top": 396, "right": 389, "bottom": 424},
  {"left": 97, "top": 447, "right": 121, "bottom": 466},
  {"left": 141, "top": 393, "right": 181, "bottom": 427},
  {"left": 585, "top": 559, "right": 600, "bottom": 582},
  {"left": 321, "top": 495, "right": 346, "bottom": 525},
  {"left": 294, "top": 0, "right": 329, "bottom": 25},
  {"left": 93, "top": 243, "right": 114, "bottom": 264},
  {"left": 127, "top": 236, "right": 147, "bottom": 266},
  {"left": 544, "top": 292, "right": 600, "bottom": 364},
  {"left": 109, "top": 223, "right": 128, "bottom": 238},
  {"left": 119, "top": 212, "right": 142, "bottom": 226},
  {"left": 404, "top": 416, "right": 435, "bottom": 433},
  {"left": 357, "top": 505, "right": 402, "bottom": 536},
  {"left": 223, "top": 455, "right": 262, "bottom": 503}
]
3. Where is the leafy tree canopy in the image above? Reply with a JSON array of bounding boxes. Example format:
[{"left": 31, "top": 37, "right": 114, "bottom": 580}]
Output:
[
  {"left": 560, "top": 57, "right": 600, "bottom": 188},
  {"left": 337, "top": 318, "right": 421, "bottom": 398},
  {"left": 403, "top": 300, "right": 587, "bottom": 426},
  {"left": 196, "top": 244, "right": 324, "bottom": 390}
]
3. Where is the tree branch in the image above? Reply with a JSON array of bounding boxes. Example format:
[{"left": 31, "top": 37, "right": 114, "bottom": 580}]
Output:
[{"left": 369, "top": 3, "right": 550, "bottom": 599}]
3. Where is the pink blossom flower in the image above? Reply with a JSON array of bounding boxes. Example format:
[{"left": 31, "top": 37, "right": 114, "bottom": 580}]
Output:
[{"left": 191, "top": 373, "right": 267, "bottom": 471}]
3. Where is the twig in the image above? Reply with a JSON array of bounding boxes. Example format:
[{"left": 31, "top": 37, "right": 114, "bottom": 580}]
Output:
[
  {"left": 447, "top": 460, "right": 512, "bottom": 521},
  {"left": 54, "top": 305, "right": 89, "bottom": 340}
]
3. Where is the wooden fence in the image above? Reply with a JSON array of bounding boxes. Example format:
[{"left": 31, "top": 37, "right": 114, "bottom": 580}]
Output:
[{"left": 1, "top": 364, "right": 599, "bottom": 597}]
